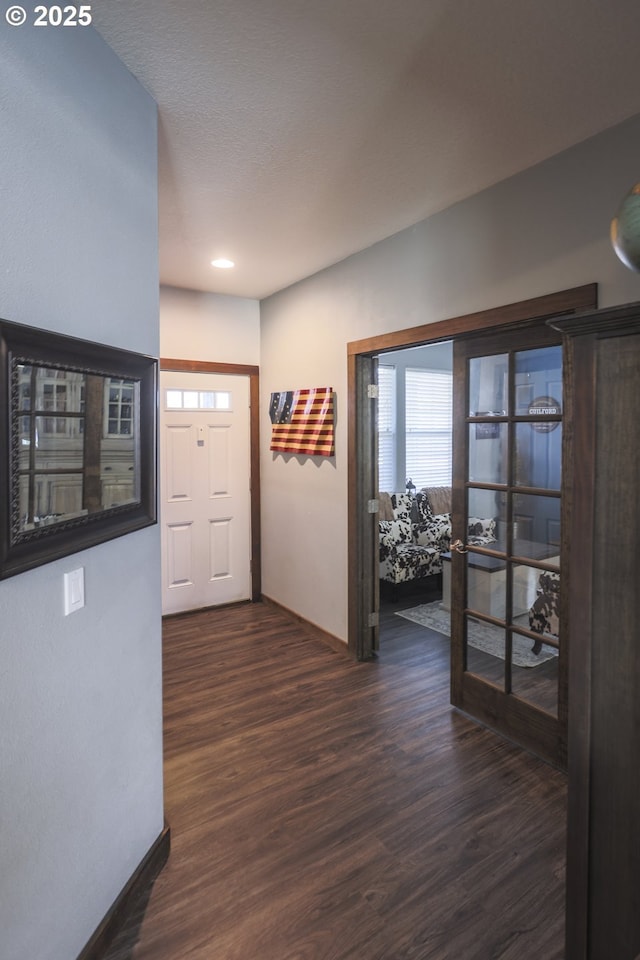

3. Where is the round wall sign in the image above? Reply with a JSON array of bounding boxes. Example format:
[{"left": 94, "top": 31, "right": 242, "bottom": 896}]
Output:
[{"left": 528, "top": 395, "right": 561, "bottom": 432}]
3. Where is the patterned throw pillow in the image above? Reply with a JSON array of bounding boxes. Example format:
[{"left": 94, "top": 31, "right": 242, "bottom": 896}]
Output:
[
  {"left": 413, "top": 514, "right": 452, "bottom": 551},
  {"left": 414, "top": 490, "right": 433, "bottom": 523},
  {"left": 467, "top": 517, "right": 496, "bottom": 539},
  {"left": 391, "top": 493, "right": 413, "bottom": 520}
]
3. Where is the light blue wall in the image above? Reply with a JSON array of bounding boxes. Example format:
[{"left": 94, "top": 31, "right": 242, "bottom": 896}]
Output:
[{"left": 0, "top": 25, "right": 162, "bottom": 960}]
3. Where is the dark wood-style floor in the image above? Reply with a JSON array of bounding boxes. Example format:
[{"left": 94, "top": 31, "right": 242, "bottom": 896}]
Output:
[{"left": 103, "top": 598, "right": 567, "bottom": 960}]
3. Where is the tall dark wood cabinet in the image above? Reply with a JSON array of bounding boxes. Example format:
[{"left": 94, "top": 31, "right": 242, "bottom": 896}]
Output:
[{"left": 552, "top": 302, "right": 640, "bottom": 960}]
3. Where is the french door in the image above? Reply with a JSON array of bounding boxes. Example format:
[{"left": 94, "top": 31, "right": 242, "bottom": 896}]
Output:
[{"left": 451, "top": 322, "right": 566, "bottom": 767}]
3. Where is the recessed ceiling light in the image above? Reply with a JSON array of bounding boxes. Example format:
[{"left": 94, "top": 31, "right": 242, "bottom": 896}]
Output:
[{"left": 211, "top": 258, "right": 235, "bottom": 269}]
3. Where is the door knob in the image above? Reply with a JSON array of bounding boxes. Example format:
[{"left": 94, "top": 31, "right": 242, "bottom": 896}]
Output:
[{"left": 451, "top": 539, "right": 469, "bottom": 554}]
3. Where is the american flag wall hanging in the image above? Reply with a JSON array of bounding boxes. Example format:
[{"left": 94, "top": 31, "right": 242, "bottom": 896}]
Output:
[{"left": 269, "top": 387, "right": 335, "bottom": 457}]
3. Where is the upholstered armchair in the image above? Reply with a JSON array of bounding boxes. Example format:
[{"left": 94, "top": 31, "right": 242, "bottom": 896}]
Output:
[{"left": 378, "top": 489, "right": 451, "bottom": 587}]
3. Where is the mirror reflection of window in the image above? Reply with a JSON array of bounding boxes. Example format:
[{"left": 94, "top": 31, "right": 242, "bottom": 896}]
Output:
[
  {"left": 106, "top": 379, "right": 135, "bottom": 436},
  {"left": 15, "top": 364, "right": 140, "bottom": 533},
  {"left": 101, "top": 377, "right": 138, "bottom": 510}
]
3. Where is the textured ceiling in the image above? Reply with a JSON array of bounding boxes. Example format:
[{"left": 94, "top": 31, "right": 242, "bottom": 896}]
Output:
[{"left": 94, "top": 0, "right": 640, "bottom": 300}]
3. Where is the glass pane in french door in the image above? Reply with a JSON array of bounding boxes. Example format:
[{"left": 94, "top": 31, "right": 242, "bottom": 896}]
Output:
[
  {"left": 468, "top": 353, "right": 508, "bottom": 417},
  {"left": 514, "top": 422, "right": 563, "bottom": 490},
  {"left": 512, "top": 493, "right": 561, "bottom": 557},
  {"left": 466, "top": 615, "right": 506, "bottom": 683},
  {"left": 468, "top": 423, "right": 508, "bottom": 484}
]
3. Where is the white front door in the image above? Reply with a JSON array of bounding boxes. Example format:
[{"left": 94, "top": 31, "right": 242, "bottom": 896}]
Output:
[{"left": 160, "top": 371, "right": 251, "bottom": 615}]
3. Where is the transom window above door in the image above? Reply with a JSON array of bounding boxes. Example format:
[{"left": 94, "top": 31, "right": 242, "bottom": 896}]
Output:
[{"left": 165, "top": 388, "right": 232, "bottom": 411}]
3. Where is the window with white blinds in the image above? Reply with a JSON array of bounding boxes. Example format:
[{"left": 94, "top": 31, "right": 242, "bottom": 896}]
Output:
[
  {"left": 405, "top": 367, "right": 453, "bottom": 487},
  {"left": 377, "top": 364, "right": 396, "bottom": 492}
]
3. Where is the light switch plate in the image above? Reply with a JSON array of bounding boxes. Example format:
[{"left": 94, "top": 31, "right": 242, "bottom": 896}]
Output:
[{"left": 64, "top": 568, "right": 85, "bottom": 615}]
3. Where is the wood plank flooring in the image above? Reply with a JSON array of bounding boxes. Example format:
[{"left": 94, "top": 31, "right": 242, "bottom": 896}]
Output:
[{"left": 103, "top": 599, "right": 567, "bottom": 960}]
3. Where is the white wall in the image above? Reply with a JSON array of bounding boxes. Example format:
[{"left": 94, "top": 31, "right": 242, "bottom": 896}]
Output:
[
  {"left": 160, "top": 285, "right": 260, "bottom": 364},
  {"left": 260, "top": 114, "right": 640, "bottom": 644},
  {"left": 0, "top": 25, "right": 162, "bottom": 960}
]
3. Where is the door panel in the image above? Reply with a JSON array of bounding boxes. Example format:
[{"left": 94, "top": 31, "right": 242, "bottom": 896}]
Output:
[
  {"left": 451, "top": 323, "right": 566, "bottom": 767},
  {"left": 208, "top": 425, "right": 231, "bottom": 495},
  {"left": 209, "top": 517, "right": 231, "bottom": 579},
  {"left": 160, "top": 371, "right": 251, "bottom": 614},
  {"left": 166, "top": 522, "right": 193, "bottom": 587},
  {"left": 165, "top": 425, "right": 194, "bottom": 499}
]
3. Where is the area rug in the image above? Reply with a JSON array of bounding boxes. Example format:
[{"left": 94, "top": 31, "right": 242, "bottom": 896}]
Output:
[{"left": 395, "top": 601, "right": 558, "bottom": 668}]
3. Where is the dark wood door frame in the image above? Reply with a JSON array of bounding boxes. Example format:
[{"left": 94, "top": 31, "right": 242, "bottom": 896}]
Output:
[
  {"left": 346, "top": 283, "right": 598, "bottom": 660},
  {"left": 160, "top": 358, "right": 261, "bottom": 602}
]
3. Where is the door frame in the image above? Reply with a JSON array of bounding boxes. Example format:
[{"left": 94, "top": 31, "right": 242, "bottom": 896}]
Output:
[
  {"left": 160, "top": 358, "right": 261, "bottom": 602},
  {"left": 346, "top": 283, "right": 598, "bottom": 662}
]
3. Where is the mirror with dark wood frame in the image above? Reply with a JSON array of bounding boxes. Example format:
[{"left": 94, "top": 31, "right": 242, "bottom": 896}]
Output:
[{"left": 0, "top": 319, "right": 157, "bottom": 579}]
